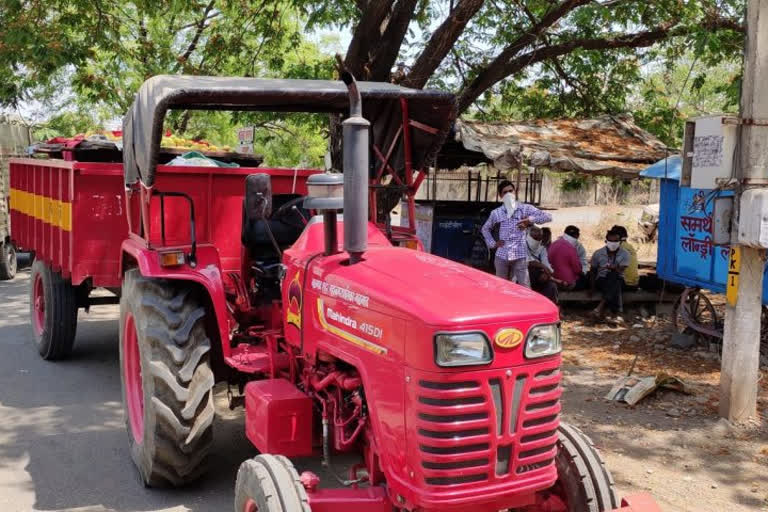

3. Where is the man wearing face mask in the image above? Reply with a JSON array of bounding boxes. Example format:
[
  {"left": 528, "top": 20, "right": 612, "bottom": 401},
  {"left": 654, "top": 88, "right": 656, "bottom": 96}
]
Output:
[
  {"left": 548, "top": 225, "right": 587, "bottom": 290},
  {"left": 611, "top": 225, "right": 639, "bottom": 289},
  {"left": 590, "top": 229, "right": 630, "bottom": 319},
  {"left": 481, "top": 180, "right": 552, "bottom": 286},
  {"left": 526, "top": 226, "right": 560, "bottom": 303}
]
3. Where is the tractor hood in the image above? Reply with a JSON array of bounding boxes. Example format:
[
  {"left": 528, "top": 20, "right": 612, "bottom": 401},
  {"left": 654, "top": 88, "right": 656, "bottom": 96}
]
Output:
[{"left": 314, "top": 247, "right": 558, "bottom": 327}]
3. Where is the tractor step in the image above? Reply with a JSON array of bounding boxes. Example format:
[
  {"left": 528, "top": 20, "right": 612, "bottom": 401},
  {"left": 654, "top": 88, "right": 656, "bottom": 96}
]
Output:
[{"left": 226, "top": 343, "right": 290, "bottom": 374}]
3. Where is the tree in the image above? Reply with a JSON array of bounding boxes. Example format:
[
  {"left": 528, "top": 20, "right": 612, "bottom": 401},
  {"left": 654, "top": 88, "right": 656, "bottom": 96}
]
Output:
[
  {"left": 2, "top": 1, "right": 317, "bottom": 113},
  {"left": 2, "top": 1, "right": 335, "bottom": 166},
  {"left": 630, "top": 56, "right": 741, "bottom": 147},
  {"left": 3, "top": 1, "right": 747, "bottom": 168},
  {"left": 297, "top": 0, "right": 744, "bottom": 118}
]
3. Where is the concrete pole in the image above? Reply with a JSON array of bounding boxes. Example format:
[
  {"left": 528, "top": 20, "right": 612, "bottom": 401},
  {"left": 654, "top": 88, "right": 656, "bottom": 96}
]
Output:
[{"left": 719, "top": 0, "right": 768, "bottom": 422}]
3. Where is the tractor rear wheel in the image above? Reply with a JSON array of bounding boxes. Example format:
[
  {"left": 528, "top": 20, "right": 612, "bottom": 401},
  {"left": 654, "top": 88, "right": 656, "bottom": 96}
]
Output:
[
  {"left": 234, "top": 454, "right": 311, "bottom": 512},
  {"left": 553, "top": 423, "right": 619, "bottom": 512},
  {"left": 0, "top": 242, "right": 17, "bottom": 280},
  {"left": 29, "top": 260, "right": 78, "bottom": 360},
  {"left": 119, "top": 269, "right": 215, "bottom": 487}
]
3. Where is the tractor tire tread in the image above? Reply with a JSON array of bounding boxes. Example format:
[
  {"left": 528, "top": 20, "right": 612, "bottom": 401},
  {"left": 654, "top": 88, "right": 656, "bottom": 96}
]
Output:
[
  {"left": 556, "top": 423, "right": 619, "bottom": 512},
  {"left": 0, "top": 242, "right": 17, "bottom": 280},
  {"left": 120, "top": 269, "right": 214, "bottom": 488},
  {"left": 234, "top": 455, "right": 310, "bottom": 512},
  {"left": 30, "top": 260, "right": 78, "bottom": 360}
]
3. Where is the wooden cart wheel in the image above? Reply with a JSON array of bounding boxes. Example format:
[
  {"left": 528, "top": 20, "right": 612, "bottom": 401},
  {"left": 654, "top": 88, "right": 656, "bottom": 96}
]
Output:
[{"left": 673, "top": 288, "right": 722, "bottom": 341}]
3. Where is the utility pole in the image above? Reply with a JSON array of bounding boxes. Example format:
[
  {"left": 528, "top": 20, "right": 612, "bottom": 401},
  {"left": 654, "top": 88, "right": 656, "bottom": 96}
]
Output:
[{"left": 719, "top": 0, "right": 768, "bottom": 422}]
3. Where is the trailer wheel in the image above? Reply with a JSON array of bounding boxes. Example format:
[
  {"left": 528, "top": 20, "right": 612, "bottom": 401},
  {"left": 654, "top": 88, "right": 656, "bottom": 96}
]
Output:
[
  {"left": 234, "top": 454, "right": 311, "bottom": 512},
  {"left": 0, "top": 242, "right": 17, "bottom": 280},
  {"left": 119, "top": 269, "right": 215, "bottom": 487},
  {"left": 552, "top": 423, "right": 619, "bottom": 512},
  {"left": 29, "top": 260, "right": 78, "bottom": 360}
]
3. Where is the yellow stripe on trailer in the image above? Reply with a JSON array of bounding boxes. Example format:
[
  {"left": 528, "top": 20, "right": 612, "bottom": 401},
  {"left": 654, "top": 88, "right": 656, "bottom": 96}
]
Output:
[{"left": 9, "top": 188, "right": 72, "bottom": 232}]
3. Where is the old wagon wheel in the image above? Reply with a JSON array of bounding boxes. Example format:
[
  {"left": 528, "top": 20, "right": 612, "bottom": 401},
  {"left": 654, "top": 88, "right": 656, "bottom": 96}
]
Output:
[{"left": 673, "top": 287, "right": 723, "bottom": 342}]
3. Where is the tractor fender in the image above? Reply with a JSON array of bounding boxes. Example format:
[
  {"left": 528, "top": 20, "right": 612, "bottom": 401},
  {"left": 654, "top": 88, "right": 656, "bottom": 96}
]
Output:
[{"left": 119, "top": 238, "right": 232, "bottom": 357}]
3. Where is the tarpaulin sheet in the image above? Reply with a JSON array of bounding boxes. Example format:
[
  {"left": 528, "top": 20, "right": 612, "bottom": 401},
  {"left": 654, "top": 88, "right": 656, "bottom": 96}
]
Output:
[{"left": 123, "top": 75, "right": 456, "bottom": 187}]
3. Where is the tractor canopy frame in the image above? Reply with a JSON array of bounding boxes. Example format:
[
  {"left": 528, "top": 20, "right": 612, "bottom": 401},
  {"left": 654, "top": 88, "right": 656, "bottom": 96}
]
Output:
[{"left": 122, "top": 75, "right": 457, "bottom": 240}]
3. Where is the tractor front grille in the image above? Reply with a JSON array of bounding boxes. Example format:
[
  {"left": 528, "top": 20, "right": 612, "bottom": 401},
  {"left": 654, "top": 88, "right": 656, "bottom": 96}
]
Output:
[{"left": 414, "top": 363, "right": 561, "bottom": 487}]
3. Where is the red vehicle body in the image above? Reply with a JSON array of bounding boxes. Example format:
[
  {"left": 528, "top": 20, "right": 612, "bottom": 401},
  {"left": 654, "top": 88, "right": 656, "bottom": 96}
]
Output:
[{"left": 11, "top": 75, "right": 659, "bottom": 512}]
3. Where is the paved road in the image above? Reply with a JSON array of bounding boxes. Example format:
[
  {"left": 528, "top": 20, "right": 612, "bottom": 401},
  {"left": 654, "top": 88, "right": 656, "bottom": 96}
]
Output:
[{"left": 0, "top": 266, "right": 258, "bottom": 512}]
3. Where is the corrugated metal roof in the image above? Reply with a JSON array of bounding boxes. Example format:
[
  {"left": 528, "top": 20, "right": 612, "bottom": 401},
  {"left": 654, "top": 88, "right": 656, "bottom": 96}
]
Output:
[{"left": 441, "top": 115, "right": 672, "bottom": 178}]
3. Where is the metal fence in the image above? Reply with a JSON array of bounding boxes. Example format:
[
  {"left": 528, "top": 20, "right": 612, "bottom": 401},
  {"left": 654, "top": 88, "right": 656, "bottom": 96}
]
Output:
[{"left": 421, "top": 169, "right": 543, "bottom": 205}]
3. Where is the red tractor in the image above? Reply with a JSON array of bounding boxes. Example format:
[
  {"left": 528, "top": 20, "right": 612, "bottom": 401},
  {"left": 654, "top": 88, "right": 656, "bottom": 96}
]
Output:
[{"left": 15, "top": 73, "right": 659, "bottom": 512}]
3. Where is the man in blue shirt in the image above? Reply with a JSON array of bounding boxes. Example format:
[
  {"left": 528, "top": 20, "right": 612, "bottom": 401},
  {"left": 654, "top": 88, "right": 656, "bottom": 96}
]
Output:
[{"left": 481, "top": 180, "right": 552, "bottom": 286}]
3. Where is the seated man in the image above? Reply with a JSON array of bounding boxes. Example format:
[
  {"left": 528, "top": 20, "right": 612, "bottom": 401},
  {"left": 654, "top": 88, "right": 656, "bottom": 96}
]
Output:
[
  {"left": 611, "top": 225, "right": 639, "bottom": 289},
  {"left": 548, "top": 225, "right": 587, "bottom": 290},
  {"left": 526, "top": 226, "right": 559, "bottom": 303},
  {"left": 590, "top": 229, "right": 630, "bottom": 319}
]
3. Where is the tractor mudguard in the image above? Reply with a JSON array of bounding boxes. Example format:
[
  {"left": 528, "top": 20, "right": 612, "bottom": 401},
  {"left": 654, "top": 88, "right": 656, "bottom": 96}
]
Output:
[{"left": 120, "top": 238, "right": 231, "bottom": 356}]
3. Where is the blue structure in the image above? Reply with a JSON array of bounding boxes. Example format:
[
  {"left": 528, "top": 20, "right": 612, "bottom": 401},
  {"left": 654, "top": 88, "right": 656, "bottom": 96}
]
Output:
[{"left": 641, "top": 157, "right": 768, "bottom": 302}]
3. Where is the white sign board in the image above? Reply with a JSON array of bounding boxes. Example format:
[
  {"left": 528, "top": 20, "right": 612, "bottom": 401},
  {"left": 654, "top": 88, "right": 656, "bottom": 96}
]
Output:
[
  {"left": 690, "top": 115, "right": 736, "bottom": 189},
  {"left": 237, "top": 126, "right": 254, "bottom": 144},
  {"left": 400, "top": 201, "right": 434, "bottom": 253},
  {"left": 237, "top": 143, "right": 254, "bottom": 155}
]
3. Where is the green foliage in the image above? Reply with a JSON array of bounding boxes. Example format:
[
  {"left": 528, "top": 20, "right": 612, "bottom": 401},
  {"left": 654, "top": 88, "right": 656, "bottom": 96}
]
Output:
[
  {"left": 559, "top": 174, "right": 590, "bottom": 193},
  {"left": 32, "top": 110, "right": 105, "bottom": 141},
  {"left": 2, "top": 0, "right": 748, "bottom": 167},
  {"left": 630, "top": 56, "right": 741, "bottom": 147},
  {"left": 4, "top": 1, "right": 334, "bottom": 166}
]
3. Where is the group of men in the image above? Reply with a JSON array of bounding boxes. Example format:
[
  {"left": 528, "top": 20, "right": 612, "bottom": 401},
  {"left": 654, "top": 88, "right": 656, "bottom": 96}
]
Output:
[{"left": 481, "top": 180, "right": 638, "bottom": 320}]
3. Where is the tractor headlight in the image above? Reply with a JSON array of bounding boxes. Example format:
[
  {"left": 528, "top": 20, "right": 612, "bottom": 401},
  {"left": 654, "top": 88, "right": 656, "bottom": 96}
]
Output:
[
  {"left": 525, "top": 324, "right": 561, "bottom": 359},
  {"left": 434, "top": 332, "right": 493, "bottom": 367}
]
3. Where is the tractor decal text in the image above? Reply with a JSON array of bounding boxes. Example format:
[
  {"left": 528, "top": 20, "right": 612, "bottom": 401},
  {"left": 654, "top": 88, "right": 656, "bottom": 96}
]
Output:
[
  {"left": 286, "top": 272, "right": 303, "bottom": 329},
  {"left": 316, "top": 299, "right": 387, "bottom": 355},
  {"left": 311, "top": 278, "right": 370, "bottom": 307}
]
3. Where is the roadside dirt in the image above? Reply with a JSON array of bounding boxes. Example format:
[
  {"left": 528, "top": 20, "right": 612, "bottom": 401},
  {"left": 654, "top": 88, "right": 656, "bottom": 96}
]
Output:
[{"left": 560, "top": 310, "right": 768, "bottom": 512}]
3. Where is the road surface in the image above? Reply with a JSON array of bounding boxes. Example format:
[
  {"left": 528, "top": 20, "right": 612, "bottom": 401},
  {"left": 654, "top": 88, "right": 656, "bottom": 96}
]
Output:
[{"left": 0, "top": 265, "right": 262, "bottom": 512}]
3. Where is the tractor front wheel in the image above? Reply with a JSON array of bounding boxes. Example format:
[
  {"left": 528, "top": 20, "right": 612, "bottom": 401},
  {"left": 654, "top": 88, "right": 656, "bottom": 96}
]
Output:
[
  {"left": 119, "top": 269, "right": 215, "bottom": 487},
  {"left": 0, "top": 242, "right": 17, "bottom": 280},
  {"left": 552, "top": 423, "right": 619, "bottom": 512},
  {"left": 29, "top": 260, "right": 78, "bottom": 359},
  {"left": 234, "top": 455, "right": 311, "bottom": 512}
]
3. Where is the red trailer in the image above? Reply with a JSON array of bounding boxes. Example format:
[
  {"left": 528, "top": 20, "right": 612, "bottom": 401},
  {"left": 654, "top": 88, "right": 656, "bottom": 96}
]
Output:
[{"left": 9, "top": 157, "right": 318, "bottom": 359}]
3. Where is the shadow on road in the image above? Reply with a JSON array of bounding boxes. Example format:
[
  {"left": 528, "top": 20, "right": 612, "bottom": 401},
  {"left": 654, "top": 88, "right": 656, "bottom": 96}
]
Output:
[
  {"left": 561, "top": 363, "right": 767, "bottom": 510},
  {"left": 0, "top": 273, "right": 256, "bottom": 512}
]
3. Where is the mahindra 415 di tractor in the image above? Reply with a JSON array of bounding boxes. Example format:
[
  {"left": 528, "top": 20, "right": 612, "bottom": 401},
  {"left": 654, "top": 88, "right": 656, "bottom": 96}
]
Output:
[{"left": 16, "top": 72, "right": 658, "bottom": 512}]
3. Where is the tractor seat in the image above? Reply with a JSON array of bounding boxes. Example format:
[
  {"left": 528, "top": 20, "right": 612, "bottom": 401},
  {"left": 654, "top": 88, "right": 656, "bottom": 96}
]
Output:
[{"left": 241, "top": 174, "right": 309, "bottom": 261}]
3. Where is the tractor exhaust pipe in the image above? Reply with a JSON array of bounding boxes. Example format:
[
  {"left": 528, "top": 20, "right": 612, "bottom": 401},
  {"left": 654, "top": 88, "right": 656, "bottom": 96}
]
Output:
[{"left": 340, "top": 70, "right": 369, "bottom": 264}]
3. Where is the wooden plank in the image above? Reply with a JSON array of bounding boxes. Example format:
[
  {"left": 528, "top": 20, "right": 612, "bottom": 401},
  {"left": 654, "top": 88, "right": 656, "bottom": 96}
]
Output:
[{"left": 558, "top": 289, "right": 675, "bottom": 303}]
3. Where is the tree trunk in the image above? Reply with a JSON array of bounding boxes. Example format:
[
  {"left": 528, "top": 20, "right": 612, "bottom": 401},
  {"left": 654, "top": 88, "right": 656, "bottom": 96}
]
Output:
[{"left": 401, "top": 0, "right": 485, "bottom": 89}]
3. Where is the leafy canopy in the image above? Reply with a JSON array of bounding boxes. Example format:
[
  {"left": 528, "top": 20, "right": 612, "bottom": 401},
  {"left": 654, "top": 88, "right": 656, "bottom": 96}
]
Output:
[{"left": 3, "top": 0, "right": 747, "bottom": 161}]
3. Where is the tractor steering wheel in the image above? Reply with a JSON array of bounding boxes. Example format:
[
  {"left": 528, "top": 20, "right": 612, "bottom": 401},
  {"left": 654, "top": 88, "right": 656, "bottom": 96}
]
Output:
[{"left": 271, "top": 196, "right": 308, "bottom": 224}]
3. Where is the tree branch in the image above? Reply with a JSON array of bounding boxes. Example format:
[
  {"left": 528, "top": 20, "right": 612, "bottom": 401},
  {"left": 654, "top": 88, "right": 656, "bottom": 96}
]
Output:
[
  {"left": 344, "top": 0, "right": 396, "bottom": 79},
  {"left": 401, "top": 0, "right": 485, "bottom": 88},
  {"left": 368, "top": 0, "right": 420, "bottom": 81},
  {"left": 178, "top": 12, "right": 220, "bottom": 30},
  {"left": 174, "top": 0, "right": 216, "bottom": 73},
  {"left": 457, "top": 15, "right": 744, "bottom": 113}
]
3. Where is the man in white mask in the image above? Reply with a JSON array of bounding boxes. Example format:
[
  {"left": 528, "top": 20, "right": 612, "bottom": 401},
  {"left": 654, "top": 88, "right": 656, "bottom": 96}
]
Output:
[
  {"left": 526, "top": 226, "right": 559, "bottom": 303},
  {"left": 589, "top": 229, "right": 630, "bottom": 319},
  {"left": 481, "top": 180, "right": 552, "bottom": 286}
]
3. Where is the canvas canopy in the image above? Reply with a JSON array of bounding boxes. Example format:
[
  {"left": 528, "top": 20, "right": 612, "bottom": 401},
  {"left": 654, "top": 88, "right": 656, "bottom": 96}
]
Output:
[
  {"left": 123, "top": 75, "right": 456, "bottom": 187},
  {"left": 438, "top": 116, "right": 670, "bottom": 178}
]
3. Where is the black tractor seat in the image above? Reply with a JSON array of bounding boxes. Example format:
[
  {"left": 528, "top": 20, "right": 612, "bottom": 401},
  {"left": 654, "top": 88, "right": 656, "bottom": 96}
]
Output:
[{"left": 241, "top": 174, "right": 309, "bottom": 262}]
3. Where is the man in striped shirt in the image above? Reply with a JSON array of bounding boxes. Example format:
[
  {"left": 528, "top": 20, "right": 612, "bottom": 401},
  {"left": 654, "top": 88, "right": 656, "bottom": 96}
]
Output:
[{"left": 481, "top": 180, "right": 552, "bottom": 286}]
